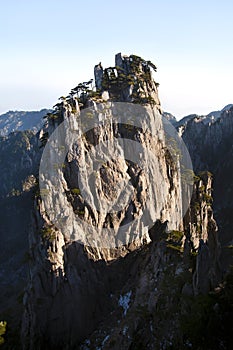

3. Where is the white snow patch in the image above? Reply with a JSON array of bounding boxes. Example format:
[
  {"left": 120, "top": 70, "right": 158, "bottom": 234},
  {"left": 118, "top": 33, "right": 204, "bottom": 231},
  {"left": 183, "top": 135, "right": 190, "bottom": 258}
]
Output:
[
  {"left": 118, "top": 291, "right": 132, "bottom": 316},
  {"left": 102, "top": 335, "right": 110, "bottom": 346},
  {"left": 123, "top": 326, "right": 128, "bottom": 335}
]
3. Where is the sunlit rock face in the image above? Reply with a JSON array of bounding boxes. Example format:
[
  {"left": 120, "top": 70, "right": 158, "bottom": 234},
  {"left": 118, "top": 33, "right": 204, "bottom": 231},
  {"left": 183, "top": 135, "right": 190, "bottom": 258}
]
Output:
[
  {"left": 39, "top": 103, "right": 184, "bottom": 252},
  {"left": 22, "top": 53, "right": 191, "bottom": 349},
  {"left": 0, "top": 54, "right": 230, "bottom": 350}
]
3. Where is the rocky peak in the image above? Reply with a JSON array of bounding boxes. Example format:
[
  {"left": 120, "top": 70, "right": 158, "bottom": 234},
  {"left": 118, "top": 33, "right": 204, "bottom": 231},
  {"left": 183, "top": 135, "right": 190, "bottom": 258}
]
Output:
[
  {"left": 179, "top": 106, "right": 233, "bottom": 172},
  {"left": 183, "top": 172, "right": 221, "bottom": 294},
  {"left": 19, "top": 54, "right": 228, "bottom": 350},
  {"left": 40, "top": 53, "right": 162, "bottom": 147},
  {"left": 21, "top": 53, "right": 193, "bottom": 348},
  {"left": 94, "top": 53, "right": 161, "bottom": 109},
  {"left": 180, "top": 106, "right": 233, "bottom": 275}
]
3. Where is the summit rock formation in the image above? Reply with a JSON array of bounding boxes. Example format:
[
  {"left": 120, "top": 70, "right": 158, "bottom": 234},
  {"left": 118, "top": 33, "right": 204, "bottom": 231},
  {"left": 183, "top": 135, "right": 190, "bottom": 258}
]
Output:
[
  {"left": 21, "top": 53, "right": 188, "bottom": 349},
  {"left": 0, "top": 53, "right": 232, "bottom": 350}
]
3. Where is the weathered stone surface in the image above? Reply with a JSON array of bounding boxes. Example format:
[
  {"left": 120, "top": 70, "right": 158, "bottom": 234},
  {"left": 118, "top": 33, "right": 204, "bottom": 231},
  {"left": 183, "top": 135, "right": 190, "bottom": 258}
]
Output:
[
  {"left": 21, "top": 54, "right": 186, "bottom": 349},
  {"left": 183, "top": 172, "right": 221, "bottom": 294},
  {"left": 94, "top": 62, "right": 103, "bottom": 90},
  {"left": 20, "top": 54, "right": 228, "bottom": 350},
  {"left": 180, "top": 106, "right": 233, "bottom": 271}
]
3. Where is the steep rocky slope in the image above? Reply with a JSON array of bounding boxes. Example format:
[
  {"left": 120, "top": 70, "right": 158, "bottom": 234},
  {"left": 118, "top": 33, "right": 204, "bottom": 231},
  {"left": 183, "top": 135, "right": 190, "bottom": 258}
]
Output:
[
  {"left": 0, "top": 130, "right": 42, "bottom": 347},
  {"left": 21, "top": 53, "right": 190, "bottom": 349},
  {"left": 1, "top": 54, "right": 232, "bottom": 349},
  {"left": 19, "top": 54, "right": 228, "bottom": 350}
]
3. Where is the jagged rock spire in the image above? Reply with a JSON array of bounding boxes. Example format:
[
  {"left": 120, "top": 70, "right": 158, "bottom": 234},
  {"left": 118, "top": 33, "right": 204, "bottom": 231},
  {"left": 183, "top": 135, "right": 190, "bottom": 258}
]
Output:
[
  {"left": 94, "top": 53, "right": 161, "bottom": 111},
  {"left": 94, "top": 62, "right": 103, "bottom": 90}
]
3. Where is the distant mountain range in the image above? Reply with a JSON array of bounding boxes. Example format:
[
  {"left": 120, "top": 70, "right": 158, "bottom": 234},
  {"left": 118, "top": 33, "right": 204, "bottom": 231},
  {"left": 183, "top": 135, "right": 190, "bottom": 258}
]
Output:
[
  {"left": 1, "top": 105, "right": 232, "bottom": 137},
  {"left": 0, "top": 109, "right": 49, "bottom": 136},
  {"left": 170, "top": 104, "right": 233, "bottom": 128}
]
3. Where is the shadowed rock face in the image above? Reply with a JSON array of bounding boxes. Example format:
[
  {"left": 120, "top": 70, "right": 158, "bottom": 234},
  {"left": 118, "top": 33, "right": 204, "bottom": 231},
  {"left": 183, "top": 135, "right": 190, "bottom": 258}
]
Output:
[
  {"left": 183, "top": 172, "right": 222, "bottom": 295},
  {"left": 0, "top": 129, "right": 42, "bottom": 347},
  {"left": 180, "top": 107, "right": 233, "bottom": 269}
]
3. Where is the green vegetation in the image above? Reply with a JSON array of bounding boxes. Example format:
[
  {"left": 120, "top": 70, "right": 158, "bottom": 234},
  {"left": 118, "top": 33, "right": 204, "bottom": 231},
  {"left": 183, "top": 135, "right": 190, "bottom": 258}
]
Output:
[
  {"left": 44, "top": 54, "right": 160, "bottom": 128},
  {"left": 166, "top": 243, "right": 183, "bottom": 253},
  {"left": 181, "top": 294, "right": 216, "bottom": 347},
  {"left": 166, "top": 136, "right": 182, "bottom": 160},
  {"left": 40, "top": 188, "right": 50, "bottom": 197},
  {"left": 199, "top": 184, "right": 205, "bottom": 192},
  {"left": 77, "top": 210, "right": 85, "bottom": 215},
  {"left": 71, "top": 188, "right": 80, "bottom": 195},
  {"left": 166, "top": 230, "right": 184, "bottom": 253},
  {"left": 199, "top": 170, "right": 213, "bottom": 179},
  {"left": 10, "top": 188, "right": 21, "bottom": 197},
  {"left": 180, "top": 268, "right": 233, "bottom": 350},
  {"left": 193, "top": 170, "right": 213, "bottom": 184},
  {"left": 0, "top": 321, "right": 7, "bottom": 345},
  {"left": 168, "top": 230, "right": 184, "bottom": 242},
  {"left": 190, "top": 250, "right": 198, "bottom": 257},
  {"left": 40, "top": 131, "right": 49, "bottom": 147},
  {"left": 41, "top": 225, "right": 56, "bottom": 242},
  {"left": 202, "top": 192, "right": 213, "bottom": 205},
  {"left": 53, "top": 162, "right": 66, "bottom": 170},
  {"left": 194, "top": 201, "right": 201, "bottom": 212}
]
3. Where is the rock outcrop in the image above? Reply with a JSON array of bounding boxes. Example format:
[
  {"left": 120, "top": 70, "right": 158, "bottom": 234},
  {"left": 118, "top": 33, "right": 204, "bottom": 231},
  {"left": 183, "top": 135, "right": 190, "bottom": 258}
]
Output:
[
  {"left": 183, "top": 172, "right": 221, "bottom": 294},
  {"left": 0, "top": 54, "right": 232, "bottom": 350},
  {"left": 179, "top": 106, "right": 233, "bottom": 172},
  {"left": 21, "top": 53, "right": 191, "bottom": 349},
  {"left": 0, "top": 130, "right": 42, "bottom": 347},
  {"left": 18, "top": 54, "right": 228, "bottom": 350},
  {"left": 180, "top": 107, "right": 233, "bottom": 271}
]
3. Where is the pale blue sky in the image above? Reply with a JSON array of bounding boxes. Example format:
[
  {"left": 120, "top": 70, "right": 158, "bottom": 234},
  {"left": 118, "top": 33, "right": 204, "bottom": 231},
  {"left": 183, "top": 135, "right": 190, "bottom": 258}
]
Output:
[{"left": 0, "top": 0, "right": 232, "bottom": 118}]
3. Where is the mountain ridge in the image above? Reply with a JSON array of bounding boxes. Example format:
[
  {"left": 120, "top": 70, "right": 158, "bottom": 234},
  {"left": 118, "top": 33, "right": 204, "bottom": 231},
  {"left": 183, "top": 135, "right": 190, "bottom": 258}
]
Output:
[
  {"left": 0, "top": 109, "right": 50, "bottom": 137},
  {"left": 1, "top": 104, "right": 232, "bottom": 137}
]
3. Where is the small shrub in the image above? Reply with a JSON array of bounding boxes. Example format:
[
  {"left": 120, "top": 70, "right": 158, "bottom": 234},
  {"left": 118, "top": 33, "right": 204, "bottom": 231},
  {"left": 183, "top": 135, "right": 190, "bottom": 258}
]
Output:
[
  {"left": 169, "top": 230, "right": 183, "bottom": 242},
  {"left": 71, "top": 188, "right": 80, "bottom": 195},
  {"left": 41, "top": 226, "right": 56, "bottom": 241},
  {"left": 166, "top": 243, "right": 183, "bottom": 253},
  {"left": 0, "top": 321, "right": 7, "bottom": 345}
]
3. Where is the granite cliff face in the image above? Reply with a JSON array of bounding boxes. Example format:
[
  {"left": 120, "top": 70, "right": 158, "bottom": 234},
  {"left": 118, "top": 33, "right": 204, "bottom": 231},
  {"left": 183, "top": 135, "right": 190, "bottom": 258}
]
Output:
[
  {"left": 179, "top": 106, "right": 233, "bottom": 172},
  {"left": 74, "top": 171, "right": 223, "bottom": 350},
  {"left": 0, "top": 129, "right": 42, "bottom": 348},
  {"left": 183, "top": 172, "right": 221, "bottom": 295},
  {"left": 19, "top": 54, "right": 228, "bottom": 350},
  {"left": 21, "top": 53, "right": 190, "bottom": 349},
  {"left": 180, "top": 107, "right": 233, "bottom": 271},
  {"left": 1, "top": 54, "right": 232, "bottom": 350}
]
